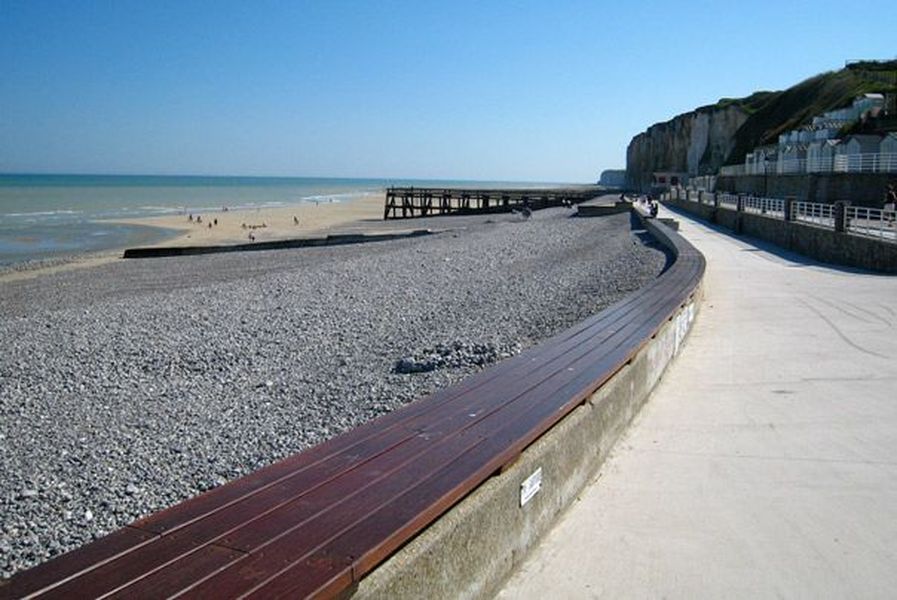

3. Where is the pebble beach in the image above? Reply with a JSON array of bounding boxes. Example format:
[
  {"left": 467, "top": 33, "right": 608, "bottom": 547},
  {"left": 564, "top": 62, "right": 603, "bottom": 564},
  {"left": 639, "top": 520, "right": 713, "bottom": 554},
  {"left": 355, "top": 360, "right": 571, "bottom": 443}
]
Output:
[{"left": 0, "top": 206, "right": 668, "bottom": 577}]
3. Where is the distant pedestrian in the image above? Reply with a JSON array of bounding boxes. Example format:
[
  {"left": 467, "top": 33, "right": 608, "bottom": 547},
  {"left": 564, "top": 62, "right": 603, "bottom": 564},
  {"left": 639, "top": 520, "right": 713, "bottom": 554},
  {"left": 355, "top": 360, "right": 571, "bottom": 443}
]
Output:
[
  {"left": 885, "top": 183, "right": 897, "bottom": 226},
  {"left": 293, "top": 216, "right": 299, "bottom": 225},
  {"left": 188, "top": 214, "right": 193, "bottom": 222},
  {"left": 208, "top": 222, "right": 212, "bottom": 229},
  {"left": 213, "top": 218, "right": 218, "bottom": 226},
  {"left": 650, "top": 200, "right": 659, "bottom": 218}
]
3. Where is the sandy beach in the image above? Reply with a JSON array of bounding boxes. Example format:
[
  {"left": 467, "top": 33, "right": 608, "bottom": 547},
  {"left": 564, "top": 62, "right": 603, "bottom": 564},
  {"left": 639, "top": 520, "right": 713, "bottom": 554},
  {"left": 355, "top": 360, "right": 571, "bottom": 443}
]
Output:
[
  {"left": 112, "top": 191, "right": 386, "bottom": 247},
  {"left": 0, "top": 192, "right": 387, "bottom": 283}
]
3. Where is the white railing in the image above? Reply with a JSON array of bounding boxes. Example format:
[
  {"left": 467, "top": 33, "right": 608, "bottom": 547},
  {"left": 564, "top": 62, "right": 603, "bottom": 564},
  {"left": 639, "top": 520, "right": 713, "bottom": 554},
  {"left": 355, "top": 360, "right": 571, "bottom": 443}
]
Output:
[
  {"left": 777, "top": 158, "right": 807, "bottom": 174},
  {"left": 668, "top": 188, "right": 896, "bottom": 245},
  {"left": 717, "top": 192, "right": 739, "bottom": 208},
  {"left": 722, "top": 153, "right": 897, "bottom": 176},
  {"left": 833, "top": 153, "right": 897, "bottom": 173},
  {"left": 743, "top": 196, "right": 785, "bottom": 217},
  {"left": 846, "top": 205, "right": 897, "bottom": 241},
  {"left": 792, "top": 201, "right": 835, "bottom": 227},
  {"left": 806, "top": 156, "right": 834, "bottom": 173}
]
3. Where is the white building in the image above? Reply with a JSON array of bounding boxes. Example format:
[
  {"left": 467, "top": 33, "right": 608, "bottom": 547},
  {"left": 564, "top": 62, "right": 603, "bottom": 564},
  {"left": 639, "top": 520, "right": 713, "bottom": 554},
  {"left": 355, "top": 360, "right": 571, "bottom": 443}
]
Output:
[
  {"left": 879, "top": 132, "right": 897, "bottom": 172},
  {"left": 835, "top": 134, "right": 882, "bottom": 172},
  {"left": 807, "top": 139, "right": 840, "bottom": 172},
  {"left": 812, "top": 122, "right": 842, "bottom": 141},
  {"left": 778, "top": 144, "right": 808, "bottom": 173},
  {"left": 747, "top": 146, "right": 777, "bottom": 175}
]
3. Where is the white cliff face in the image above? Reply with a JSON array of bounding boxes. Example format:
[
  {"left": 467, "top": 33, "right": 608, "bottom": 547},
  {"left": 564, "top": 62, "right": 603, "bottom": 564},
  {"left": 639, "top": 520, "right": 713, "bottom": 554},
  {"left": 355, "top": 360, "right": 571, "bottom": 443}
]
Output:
[
  {"left": 688, "top": 112, "right": 710, "bottom": 175},
  {"left": 626, "top": 104, "right": 749, "bottom": 190}
]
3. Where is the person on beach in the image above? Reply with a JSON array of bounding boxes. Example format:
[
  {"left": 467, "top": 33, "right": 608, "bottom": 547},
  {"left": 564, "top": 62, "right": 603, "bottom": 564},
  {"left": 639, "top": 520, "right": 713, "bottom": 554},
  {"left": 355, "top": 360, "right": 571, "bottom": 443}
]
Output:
[
  {"left": 213, "top": 218, "right": 218, "bottom": 226},
  {"left": 293, "top": 216, "right": 299, "bottom": 225},
  {"left": 188, "top": 214, "right": 193, "bottom": 222}
]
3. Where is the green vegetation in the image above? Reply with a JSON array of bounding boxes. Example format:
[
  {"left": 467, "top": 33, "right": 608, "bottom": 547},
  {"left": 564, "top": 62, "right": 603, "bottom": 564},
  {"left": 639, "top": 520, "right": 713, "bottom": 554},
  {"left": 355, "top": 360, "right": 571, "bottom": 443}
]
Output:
[
  {"left": 723, "top": 62, "right": 897, "bottom": 166},
  {"left": 705, "top": 91, "right": 777, "bottom": 115}
]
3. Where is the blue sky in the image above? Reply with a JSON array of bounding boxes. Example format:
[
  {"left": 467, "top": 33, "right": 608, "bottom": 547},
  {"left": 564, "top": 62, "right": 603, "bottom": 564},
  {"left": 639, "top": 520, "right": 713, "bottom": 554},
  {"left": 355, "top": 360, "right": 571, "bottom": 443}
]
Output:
[{"left": 1, "top": 1, "right": 894, "bottom": 182}]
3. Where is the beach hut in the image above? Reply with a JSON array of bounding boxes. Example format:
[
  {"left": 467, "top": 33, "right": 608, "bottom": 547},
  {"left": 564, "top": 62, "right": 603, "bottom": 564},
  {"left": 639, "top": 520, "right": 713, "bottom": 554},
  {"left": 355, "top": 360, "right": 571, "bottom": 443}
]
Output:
[
  {"left": 807, "top": 139, "right": 840, "bottom": 173},
  {"left": 751, "top": 146, "right": 777, "bottom": 175},
  {"left": 880, "top": 133, "right": 897, "bottom": 172},
  {"left": 778, "top": 144, "right": 808, "bottom": 174},
  {"left": 797, "top": 127, "right": 814, "bottom": 144},
  {"left": 812, "top": 122, "right": 842, "bottom": 141},
  {"left": 853, "top": 93, "right": 885, "bottom": 116},
  {"left": 836, "top": 134, "right": 882, "bottom": 172}
]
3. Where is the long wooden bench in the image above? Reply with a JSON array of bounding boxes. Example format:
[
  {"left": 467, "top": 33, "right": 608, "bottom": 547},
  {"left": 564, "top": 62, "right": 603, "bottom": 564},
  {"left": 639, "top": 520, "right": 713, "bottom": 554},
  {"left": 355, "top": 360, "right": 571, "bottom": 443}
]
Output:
[{"left": 1, "top": 211, "right": 704, "bottom": 599}]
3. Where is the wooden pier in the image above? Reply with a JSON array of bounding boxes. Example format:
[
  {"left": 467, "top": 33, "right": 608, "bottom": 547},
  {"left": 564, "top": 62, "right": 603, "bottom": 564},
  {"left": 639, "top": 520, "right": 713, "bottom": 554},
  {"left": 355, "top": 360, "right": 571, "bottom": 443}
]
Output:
[{"left": 383, "top": 186, "right": 602, "bottom": 219}]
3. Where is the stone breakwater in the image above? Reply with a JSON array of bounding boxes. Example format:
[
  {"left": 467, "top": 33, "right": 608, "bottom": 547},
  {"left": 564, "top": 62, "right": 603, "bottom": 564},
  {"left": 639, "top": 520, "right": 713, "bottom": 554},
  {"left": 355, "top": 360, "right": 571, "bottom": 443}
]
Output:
[{"left": 0, "top": 208, "right": 668, "bottom": 577}]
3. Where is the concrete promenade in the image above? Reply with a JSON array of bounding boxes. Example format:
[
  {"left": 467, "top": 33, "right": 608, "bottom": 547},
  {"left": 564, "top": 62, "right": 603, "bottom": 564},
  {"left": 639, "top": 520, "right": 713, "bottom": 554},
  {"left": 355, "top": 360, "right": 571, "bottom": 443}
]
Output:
[{"left": 498, "top": 207, "right": 897, "bottom": 598}]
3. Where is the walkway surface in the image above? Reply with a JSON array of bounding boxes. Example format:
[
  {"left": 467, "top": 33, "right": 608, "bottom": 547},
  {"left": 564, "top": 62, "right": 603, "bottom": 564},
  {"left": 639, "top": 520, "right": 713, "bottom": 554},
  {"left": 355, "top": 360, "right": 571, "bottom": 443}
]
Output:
[{"left": 498, "top": 207, "right": 897, "bottom": 598}]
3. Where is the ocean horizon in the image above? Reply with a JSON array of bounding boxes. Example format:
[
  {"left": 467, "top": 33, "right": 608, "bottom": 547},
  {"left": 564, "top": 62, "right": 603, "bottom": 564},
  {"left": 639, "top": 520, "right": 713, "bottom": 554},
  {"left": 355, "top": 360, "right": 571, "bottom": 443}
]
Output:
[{"left": 0, "top": 174, "right": 573, "bottom": 266}]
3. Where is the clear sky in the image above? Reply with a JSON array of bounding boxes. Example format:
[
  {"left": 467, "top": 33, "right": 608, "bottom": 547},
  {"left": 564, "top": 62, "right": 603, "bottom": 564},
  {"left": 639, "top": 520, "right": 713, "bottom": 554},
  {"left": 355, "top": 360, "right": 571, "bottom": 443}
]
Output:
[{"left": 1, "top": 1, "right": 894, "bottom": 182}]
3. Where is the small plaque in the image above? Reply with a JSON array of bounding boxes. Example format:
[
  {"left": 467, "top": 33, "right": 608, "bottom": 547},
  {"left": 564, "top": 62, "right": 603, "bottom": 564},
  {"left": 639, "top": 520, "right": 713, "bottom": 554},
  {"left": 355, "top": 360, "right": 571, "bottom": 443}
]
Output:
[{"left": 520, "top": 467, "right": 543, "bottom": 507}]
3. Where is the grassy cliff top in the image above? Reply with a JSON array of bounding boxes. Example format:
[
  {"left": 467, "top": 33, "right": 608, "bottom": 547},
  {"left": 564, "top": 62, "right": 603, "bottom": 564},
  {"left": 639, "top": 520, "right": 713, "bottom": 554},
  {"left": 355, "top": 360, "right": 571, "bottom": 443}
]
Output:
[{"left": 724, "top": 61, "right": 897, "bottom": 165}]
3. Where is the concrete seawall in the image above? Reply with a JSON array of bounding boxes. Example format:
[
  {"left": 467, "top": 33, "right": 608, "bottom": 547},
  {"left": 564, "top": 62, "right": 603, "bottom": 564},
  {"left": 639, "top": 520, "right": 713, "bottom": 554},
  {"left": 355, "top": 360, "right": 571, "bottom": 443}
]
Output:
[
  {"left": 352, "top": 212, "right": 703, "bottom": 599},
  {"left": 665, "top": 196, "right": 897, "bottom": 273}
]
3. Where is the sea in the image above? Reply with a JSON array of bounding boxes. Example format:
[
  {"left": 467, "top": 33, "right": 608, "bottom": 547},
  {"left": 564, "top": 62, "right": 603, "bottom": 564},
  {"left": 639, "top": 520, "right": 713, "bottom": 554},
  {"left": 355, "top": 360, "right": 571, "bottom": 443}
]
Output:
[{"left": 0, "top": 174, "right": 563, "bottom": 266}]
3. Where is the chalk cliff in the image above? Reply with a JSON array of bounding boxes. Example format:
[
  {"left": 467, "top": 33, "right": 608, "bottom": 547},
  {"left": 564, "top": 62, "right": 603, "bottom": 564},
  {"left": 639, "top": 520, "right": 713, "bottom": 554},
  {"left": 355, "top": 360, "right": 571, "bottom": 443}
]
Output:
[
  {"left": 624, "top": 61, "right": 897, "bottom": 191},
  {"left": 625, "top": 104, "right": 749, "bottom": 191}
]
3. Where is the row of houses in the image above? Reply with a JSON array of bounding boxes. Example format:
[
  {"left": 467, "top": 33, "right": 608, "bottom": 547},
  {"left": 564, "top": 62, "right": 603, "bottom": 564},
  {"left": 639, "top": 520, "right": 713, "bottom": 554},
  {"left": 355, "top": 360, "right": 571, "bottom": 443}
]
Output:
[
  {"left": 743, "top": 132, "right": 897, "bottom": 174},
  {"left": 734, "top": 93, "right": 897, "bottom": 175},
  {"left": 776, "top": 93, "right": 885, "bottom": 146}
]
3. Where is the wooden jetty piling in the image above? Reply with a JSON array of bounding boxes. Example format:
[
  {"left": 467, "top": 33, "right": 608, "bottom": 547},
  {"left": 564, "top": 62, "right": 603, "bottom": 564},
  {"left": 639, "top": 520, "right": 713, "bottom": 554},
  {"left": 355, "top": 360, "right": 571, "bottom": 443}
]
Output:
[{"left": 383, "top": 186, "right": 602, "bottom": 219}]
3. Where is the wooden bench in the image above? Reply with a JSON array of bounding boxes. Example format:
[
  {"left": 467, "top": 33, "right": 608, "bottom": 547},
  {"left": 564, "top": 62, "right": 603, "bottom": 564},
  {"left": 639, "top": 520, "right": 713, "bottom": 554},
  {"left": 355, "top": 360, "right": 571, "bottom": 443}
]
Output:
[{"left": 2, "top": 213, "right": 704, "bottom": 599}]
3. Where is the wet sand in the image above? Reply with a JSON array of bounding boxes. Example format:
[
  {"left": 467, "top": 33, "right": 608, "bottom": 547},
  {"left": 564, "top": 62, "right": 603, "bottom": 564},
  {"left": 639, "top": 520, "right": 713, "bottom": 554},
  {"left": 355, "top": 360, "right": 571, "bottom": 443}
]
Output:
[{"left": 0, "top": 193, "right": 386, "bottom": 283}]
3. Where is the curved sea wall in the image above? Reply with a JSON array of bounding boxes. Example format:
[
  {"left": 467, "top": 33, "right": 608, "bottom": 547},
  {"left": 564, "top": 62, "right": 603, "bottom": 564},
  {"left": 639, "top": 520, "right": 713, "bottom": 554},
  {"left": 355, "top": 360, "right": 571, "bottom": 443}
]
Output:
[{"left": 355, "top": 211, "right": 705, "bottom": 598}]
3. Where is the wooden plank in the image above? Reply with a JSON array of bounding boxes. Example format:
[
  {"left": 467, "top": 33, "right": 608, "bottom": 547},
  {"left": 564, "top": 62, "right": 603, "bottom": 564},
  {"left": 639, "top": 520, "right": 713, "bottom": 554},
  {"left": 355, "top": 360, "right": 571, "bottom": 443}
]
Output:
[
  {"left": 0, "top": 528, "right": 156, "bottom": 600},
  {"left": 105, "top": 545, "right": 245, "bottom": 600}
]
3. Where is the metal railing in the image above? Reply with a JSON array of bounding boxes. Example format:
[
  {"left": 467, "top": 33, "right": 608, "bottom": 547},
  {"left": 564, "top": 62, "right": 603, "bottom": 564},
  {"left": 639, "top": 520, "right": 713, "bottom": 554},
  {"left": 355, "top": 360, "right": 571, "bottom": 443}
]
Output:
[
  {"left": 846, "top": 205, "right": 897, "bottom": 240},
  {"left": 717, "top": 192, "right": 738, "bottom": 208},
  {"left": 720, "top": 152, "right": 897, "bottom": 176},
  {"left": 777, "top": 158, "right": 807, "bottom": 174},
  {"left": 743, "top": 195, "right": 785, "bottom": 217},
  {"left": 792, "top": 200, "right": 835, "bottom": 227},
  {"left": 667, "top": 188, "right": 897, "bottom": 244},
  {"left": 833, "top": 153, "right": 897, "bottom": 173}
]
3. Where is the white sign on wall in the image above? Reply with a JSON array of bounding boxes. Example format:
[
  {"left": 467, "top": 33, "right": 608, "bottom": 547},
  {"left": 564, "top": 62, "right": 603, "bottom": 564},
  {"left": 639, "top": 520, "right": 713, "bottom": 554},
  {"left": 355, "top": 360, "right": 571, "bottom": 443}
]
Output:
[{"left": 520, "top": 467, "right": 543, "bottom": 507}]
